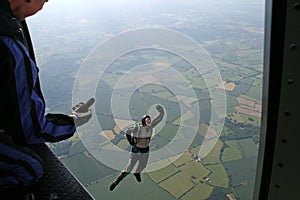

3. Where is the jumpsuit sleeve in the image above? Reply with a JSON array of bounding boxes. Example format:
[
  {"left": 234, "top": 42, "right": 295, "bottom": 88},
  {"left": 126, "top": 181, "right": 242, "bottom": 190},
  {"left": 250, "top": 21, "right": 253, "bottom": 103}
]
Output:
[
  {"left": 0, "top": 37, "right": 76, "bottom": 146},
  {"left": 151, "top": 108, "right": 165, "bottom": 127}
]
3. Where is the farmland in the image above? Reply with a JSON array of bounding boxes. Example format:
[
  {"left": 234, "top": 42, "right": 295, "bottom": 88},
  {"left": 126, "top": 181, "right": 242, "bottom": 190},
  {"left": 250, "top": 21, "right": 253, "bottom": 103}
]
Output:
[
  {"left": 50, "top": 46, "right": 261, "bottom": 200},
  {"left": 35, "top": 0, "right": 264, "bottom": 199}
]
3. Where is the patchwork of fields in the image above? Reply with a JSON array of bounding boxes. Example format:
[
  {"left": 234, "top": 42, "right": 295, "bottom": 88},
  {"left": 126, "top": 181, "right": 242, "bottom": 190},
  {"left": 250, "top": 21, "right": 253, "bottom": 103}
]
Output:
[{"left": 52, "top": 46, "right": 261, "bottom": 200}]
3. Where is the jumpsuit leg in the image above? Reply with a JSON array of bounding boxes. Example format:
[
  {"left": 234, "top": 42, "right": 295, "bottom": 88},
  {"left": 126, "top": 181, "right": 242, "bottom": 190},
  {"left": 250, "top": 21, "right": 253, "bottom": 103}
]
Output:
[
  {"left": 0, "top": 138, "right": 44, "bottom": 194},
  {"left": 135, "top": 152, "right": 149, "bottom": 173},
  {"left": 123, "top": 152, "right": 139, "bottom": 173},
  {"left": 109, "top": 152, "right": 139, "bottom": 191},
  {"left": 133, "top": 152, "right": 149, "bottom": 182}
]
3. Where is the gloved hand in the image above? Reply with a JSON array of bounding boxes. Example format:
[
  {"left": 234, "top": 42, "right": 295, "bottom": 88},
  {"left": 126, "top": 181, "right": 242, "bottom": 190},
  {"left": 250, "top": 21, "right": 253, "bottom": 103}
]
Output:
[
  {"left": 156, "top": 104, "right": 164, "bottom": 113},
  {"left": 71, "top": 98, "right": 95, "bottom": 126}
]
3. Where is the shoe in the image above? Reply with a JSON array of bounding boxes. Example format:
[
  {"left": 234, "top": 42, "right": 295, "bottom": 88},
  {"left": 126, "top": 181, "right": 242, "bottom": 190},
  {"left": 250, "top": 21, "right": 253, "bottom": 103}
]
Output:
[
  {"left": 24, "top": 193, "right": 34, "bottom": 200},
  {"left": 49, "top": 193, "right": 60, "bottom": 200},
  {"left": 109, "top": 181, "right": 118, "bottom": 191},
  {"left": 134, "top": 173, "right": 141, "bottom": 182}
]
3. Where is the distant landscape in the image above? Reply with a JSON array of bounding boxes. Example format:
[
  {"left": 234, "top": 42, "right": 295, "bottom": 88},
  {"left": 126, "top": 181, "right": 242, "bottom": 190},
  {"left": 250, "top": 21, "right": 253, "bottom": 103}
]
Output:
[{"left": 29, "top": 0, "right": 264, "bottom": 199}]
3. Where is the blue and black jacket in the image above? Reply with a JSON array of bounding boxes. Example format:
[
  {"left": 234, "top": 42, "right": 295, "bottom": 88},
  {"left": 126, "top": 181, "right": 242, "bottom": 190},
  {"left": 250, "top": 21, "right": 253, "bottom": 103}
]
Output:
[{"left": 0, "top": 1, "right": 76, "bottom": 146}]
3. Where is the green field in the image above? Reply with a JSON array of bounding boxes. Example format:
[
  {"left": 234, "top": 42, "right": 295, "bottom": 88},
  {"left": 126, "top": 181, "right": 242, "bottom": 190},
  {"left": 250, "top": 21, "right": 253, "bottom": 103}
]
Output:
[
  {"left": 233, "top": 181, "right": 255, "bottom": 200},
  {"left": 238, "top": 138, "right": 259, "bottom": 158},
  {"left": 223, "top": 156, "right": 258, "bottom": 186},
  {"left": 206, "top": 164, "right": 229, "bottom": 188},
  {"left": 62, "top": 143, "right": 116, "bottom": 185},
  {"left": 87, "top": 173, "right": 175, "bottom": 200},
  {"left": 246, "top": 86, "right": 262, "bottom": 101},
  {"left": 222, "top": 140, "right": 243, "bottom": 162},
  {"left": 201, "top": 140, "right": 223, "bottom": 165}
]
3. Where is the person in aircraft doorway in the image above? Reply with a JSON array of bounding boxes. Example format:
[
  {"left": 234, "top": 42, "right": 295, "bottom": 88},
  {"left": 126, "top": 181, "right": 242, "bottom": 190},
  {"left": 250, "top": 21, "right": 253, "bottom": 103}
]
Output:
[
  {"left": 0, "top": 0, "right": 94, "bottom": 198},
  {"left": 109, "top": 104, "right": 164, "bottom": 191}
]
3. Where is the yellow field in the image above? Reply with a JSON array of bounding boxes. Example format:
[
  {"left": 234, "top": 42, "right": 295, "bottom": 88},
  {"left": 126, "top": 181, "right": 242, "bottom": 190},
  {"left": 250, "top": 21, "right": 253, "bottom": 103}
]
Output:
[
  {"left": 100, "top": 130, "right": 115, "bottom": 140},
  {"left": 181, "top": 182, "right": 214, "bottom": 200},
  {"left": 171, "top": 151, "right": 193, "bottom": 167},
  {"left": 202, "top": 140, "right": 224, "bottom": 164},
  {"left": 179, "top": 160, "right": 210, "bottom": 183},
  {"left": 148, "top": 164, "right": 179, "bottom": 183},
  {"left": 159, "top": 172, "right": 194, "bottom": 199}
]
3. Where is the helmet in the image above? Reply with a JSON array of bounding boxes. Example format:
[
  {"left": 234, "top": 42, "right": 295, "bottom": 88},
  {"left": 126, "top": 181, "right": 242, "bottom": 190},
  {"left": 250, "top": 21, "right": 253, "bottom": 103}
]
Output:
[{"left": 141, "top": 115, "right": 151, "bottom": 126}]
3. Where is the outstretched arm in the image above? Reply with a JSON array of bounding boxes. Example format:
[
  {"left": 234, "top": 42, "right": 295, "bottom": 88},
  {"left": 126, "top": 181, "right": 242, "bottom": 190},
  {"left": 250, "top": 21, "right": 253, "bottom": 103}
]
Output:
[{"left": 152, "top": 104, "right": 165, "bottom": 127}]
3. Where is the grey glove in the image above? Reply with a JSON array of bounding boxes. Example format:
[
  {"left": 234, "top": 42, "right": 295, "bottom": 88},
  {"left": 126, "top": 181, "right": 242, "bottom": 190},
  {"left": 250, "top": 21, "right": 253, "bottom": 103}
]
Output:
[
  {"left": 156, "top": 104, "right": 164, "bottom": 113},
  {"left": 71, "top": 98, "right": 95, "bottom": 126}
]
